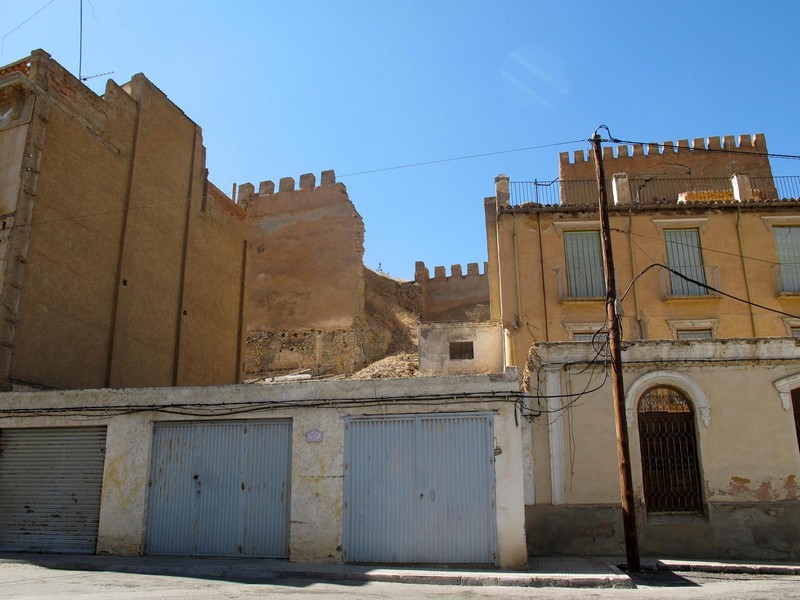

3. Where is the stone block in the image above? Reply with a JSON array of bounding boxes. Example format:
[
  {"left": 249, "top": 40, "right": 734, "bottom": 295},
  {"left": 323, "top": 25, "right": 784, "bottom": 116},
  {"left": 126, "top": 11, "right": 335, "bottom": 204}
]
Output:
[
  {"left": 279, "top": 177, "right": 295, "bottom": 192},
  {"left": 299, "top": 173, "right": 316, "bottom": 190},
  {"left": 259, "top": 180, "right": 275, "bottom": 196}
]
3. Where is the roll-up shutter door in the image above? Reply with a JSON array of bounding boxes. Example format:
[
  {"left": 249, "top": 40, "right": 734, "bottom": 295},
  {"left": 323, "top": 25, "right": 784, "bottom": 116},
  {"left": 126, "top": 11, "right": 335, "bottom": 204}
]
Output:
[
  {"left": 146, "top": 420, "right": 292, "bottom": 557},
  {"left": 343, "top": 413, "right": 497, "bottom": 564},
  {"left": 0, "top": 426, "right": 107, "bottom": 553}
]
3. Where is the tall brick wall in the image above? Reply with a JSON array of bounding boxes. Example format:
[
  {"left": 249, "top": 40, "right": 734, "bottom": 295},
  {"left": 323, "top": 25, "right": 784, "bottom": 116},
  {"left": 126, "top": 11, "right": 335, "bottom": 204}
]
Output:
[{"left": 0, "top": 51, "right": 247, "bottom": 389}]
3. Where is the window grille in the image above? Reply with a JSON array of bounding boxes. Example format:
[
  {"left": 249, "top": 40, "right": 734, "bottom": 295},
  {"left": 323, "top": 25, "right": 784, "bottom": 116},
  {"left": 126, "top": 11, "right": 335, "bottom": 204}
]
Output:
[
  {"left": 774, "top": 226, "right": 800, "bottom": 292},
  {"left": 572, "top": 332, "right": 597, "bottom": 342},
  {"left": 676, "top": 329, "right": 713, "bottom": 340},
  {"left": 564, "top": 231, "right": 605, "bottom": 298},
  {"left": 449, "top": 341, "right": 474, "bottom": 360},
  {"left": 665, "top": 229, "right": 707, "bottom": 295},
  {"left": 638, "top": 386, "right": 703, "bottom": 513}
]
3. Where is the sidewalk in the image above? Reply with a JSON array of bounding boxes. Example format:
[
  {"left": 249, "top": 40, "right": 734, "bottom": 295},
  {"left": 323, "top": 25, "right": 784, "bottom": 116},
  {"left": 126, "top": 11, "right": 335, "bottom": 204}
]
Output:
[{"left": 0, "top": 553, "right": 798, "bottom": 589}]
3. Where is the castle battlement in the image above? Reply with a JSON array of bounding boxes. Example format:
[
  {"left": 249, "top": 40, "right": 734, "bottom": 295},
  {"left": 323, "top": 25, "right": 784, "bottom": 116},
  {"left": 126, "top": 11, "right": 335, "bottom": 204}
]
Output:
[
  {"left": 559, "top": 133, "right": 767, "bottom": 167},
  {"left": 415, "top": 261, "right": 487, "bottom": 283},
  {"left": 237, "top": 169, "right": 337, "bottom": 206}
]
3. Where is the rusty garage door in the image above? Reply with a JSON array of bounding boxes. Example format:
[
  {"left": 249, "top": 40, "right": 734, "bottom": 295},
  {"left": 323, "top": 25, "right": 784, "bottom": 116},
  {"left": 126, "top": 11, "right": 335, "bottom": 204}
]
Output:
[
  {"left": 0, "top": 426, "right": 107, "bottom": 553},
  {"left": 145, "top": 421, "right": 292, "bottom": 557},
  {"left": 343, "top": 413, "right": 497, "bottom": 564}
]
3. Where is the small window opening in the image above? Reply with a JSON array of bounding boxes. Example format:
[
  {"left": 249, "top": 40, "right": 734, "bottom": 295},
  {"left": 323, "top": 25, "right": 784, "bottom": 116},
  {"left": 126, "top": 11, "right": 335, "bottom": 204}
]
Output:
[
  {"left": 676, "top": 329, "right": 713, "bottom": 340},
  {"left": 449, "top": 341, "right": 474, "bottom": 360}
]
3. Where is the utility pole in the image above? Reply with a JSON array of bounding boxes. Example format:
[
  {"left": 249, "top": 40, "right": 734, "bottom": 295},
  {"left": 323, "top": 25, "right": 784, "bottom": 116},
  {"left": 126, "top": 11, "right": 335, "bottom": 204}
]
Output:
[{"left": 591, "top": 130, "right": 641, "bottom": 572}]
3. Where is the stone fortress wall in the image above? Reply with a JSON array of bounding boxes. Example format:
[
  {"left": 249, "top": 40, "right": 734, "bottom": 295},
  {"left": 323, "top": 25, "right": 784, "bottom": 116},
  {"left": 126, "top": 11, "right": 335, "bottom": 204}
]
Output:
[{"left": 415, "top": 261, "right": 490, "bottom": 322}]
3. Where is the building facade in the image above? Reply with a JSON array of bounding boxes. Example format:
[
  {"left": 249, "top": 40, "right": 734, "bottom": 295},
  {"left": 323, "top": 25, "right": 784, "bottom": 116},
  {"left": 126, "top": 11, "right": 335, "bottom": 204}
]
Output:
[
  {"left": 481, "top": 134, "right": 800, "bottom": 559},
  {"left": 0, "top": 373, "right": 527, "bottom": 568}
]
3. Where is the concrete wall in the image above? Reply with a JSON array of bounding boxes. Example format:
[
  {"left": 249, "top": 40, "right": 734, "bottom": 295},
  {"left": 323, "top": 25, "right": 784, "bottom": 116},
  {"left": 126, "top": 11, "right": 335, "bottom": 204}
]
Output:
[
  {"left": 486, "top": 193, "right": 800, "bottom": 374},
  {"left": 0, "top": 372, "right": 527, "bottom": 568},
  {"left": 418, "top": 322, "right": 504, "bottom": 376},
  {"left": 0, "top": 51, "right": 246, "bottom": 390},
  {"left": 415, "top": 261, "right": 490, "bottom": 322},
  {"left": 524, "top": 339, "right": 800, "bottom": 560}
]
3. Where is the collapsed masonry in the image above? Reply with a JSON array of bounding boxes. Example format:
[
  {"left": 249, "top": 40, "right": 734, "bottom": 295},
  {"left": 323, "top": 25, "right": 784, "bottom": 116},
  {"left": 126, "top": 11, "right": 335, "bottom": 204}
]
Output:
[{"left": 242, "top": 172, "right": 421, "bottom": 378}]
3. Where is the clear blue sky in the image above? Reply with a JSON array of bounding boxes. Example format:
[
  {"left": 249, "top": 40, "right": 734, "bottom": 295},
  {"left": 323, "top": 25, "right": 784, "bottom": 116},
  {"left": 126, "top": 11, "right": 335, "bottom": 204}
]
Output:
[{"left": 4, "top": 1, "right": 800, "bottom": 280}]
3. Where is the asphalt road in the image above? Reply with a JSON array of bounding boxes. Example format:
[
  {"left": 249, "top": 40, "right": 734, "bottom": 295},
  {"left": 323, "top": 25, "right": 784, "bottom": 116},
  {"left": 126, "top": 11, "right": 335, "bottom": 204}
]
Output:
[{"left": 1, "top": 563, "right": 800, "bottom": 600}]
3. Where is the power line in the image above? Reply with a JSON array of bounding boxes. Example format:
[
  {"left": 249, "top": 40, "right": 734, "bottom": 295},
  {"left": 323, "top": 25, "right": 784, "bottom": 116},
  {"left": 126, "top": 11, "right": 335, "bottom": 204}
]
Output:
[
  {"left": 601, "top": 137, "right": 800, "bottom": 162},
  {"left": 338, "top": 139, "right": 586, "bottom": 178},
  {"left": 620, "top": 262, "right": 800, "bottom": 320},
  {"left": 610, "top": 226, "right": 780, "bottom": 267},
  {"left": 1, "top": 0, "right": 57, "bottom": 53}
]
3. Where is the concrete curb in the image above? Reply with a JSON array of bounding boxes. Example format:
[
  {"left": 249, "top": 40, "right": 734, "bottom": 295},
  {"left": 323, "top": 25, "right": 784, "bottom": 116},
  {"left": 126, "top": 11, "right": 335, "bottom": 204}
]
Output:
[
  {"left": 653, "top": 559, "right": 800, "bottom": 576},
  {"left": 0, "top": 554, "right": 633, "bottom": 589}
]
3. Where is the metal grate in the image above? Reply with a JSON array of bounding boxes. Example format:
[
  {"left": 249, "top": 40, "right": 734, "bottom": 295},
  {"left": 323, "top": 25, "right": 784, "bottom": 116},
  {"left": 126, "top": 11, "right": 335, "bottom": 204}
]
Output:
[
  {"left": 449, "top": 341, "right": 474, "bottom": 360},
  {"left": 638, "top": 387, "right": 703, "bottom": 513}
]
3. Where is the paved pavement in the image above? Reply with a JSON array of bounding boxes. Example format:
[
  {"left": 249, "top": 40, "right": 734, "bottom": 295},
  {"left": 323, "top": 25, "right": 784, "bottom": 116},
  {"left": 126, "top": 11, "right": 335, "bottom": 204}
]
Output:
[{"left": 0, "top": 552, "right": 798, "bottom": 589}]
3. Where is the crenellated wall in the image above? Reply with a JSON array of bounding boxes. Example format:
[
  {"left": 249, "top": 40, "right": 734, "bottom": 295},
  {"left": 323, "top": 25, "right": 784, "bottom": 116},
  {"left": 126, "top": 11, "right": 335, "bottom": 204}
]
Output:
[
  {"left": 415, "top": 261, "right": 490, "bottom": 322},
  {"left": 559, "top": 133, "right": 776, "bottom": 204},
  {"left": 244, "top": 170, "right": 371, "bottom": 376}
]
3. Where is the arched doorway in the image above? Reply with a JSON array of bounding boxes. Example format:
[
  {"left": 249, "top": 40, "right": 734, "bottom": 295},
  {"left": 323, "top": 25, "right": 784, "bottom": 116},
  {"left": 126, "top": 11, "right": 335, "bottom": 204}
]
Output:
[{"left": 638, "top": 386, "right": 703, "bottom": 513}]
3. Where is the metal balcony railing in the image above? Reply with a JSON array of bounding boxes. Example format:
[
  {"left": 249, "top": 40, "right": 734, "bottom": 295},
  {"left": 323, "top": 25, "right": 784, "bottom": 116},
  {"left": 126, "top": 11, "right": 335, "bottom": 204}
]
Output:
[
  {"left": 509, "top": 180, "right": 596, "bottom": 206},
  {"left": 509, "top": 175, "right": 800, "bottom": 206}
]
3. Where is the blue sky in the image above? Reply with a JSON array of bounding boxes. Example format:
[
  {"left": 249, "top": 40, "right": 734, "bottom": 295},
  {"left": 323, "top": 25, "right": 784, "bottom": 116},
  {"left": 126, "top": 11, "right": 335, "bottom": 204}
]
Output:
[{"left": 3, "top": 1, "right": 800, "bottom": 280}]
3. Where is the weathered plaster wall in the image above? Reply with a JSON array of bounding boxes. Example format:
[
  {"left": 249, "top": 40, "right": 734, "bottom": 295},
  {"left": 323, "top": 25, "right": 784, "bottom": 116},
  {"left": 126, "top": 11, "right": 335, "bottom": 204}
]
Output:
[
  {"left": 418, "top": 322, "right": 504, "bottom": 375},
  {"left": 487, "top": 194, "right": 800, "bottom": 376},
  {"left": 415, "top": 261, "right": 490, "bottom": 322},
  {"left": 0, "top": 372, "right": 527, "bottom": 568},
  {"left": 524, "top": 339, "right": 800, "bottom": 559},
  {"left": 0, "top": 51, "right": 247, "bottom": 389}
]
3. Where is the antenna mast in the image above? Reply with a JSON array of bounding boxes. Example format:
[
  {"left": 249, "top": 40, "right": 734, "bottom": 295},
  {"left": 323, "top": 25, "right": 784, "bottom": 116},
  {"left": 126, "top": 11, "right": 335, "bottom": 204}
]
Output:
[{"left": 78, "top": 0, "right": 83, "bottom": 80}]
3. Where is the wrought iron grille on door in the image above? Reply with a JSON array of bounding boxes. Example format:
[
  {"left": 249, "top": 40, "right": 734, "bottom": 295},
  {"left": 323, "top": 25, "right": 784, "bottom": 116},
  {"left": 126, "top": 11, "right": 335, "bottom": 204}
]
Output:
[{"left": 638, "top": 386, "right": 703, "bottom": 513}]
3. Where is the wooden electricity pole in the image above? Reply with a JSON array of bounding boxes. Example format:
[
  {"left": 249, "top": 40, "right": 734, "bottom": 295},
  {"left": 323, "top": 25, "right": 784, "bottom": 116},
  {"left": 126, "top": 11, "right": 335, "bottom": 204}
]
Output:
[{"left": 591, "top": 131, "right": 641, "bottom": 572}]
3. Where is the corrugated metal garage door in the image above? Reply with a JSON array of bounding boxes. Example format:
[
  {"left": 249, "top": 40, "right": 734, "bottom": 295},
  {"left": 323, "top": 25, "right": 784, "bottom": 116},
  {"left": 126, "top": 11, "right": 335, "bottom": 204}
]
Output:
[
  {"left": 343, "top": 413, "right": 497, "bottom": 564},
  {"left": 146, "top": 420, "right": 292, "bottom": 557},
  {"left": 0, "top": 426, "right": 107, "bottom": 553}
]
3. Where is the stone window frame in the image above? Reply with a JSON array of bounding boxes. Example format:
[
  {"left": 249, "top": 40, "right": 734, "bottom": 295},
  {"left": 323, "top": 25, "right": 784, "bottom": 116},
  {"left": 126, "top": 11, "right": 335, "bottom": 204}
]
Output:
[
  {"left": 625, "top": 371, "right": 711, "bottom": 428},
  {"left": 563, "top": 322, "right": 606, "bottom": 342},
  {"left": 667, "top": 318, "right": 719, "bottom": 340}
]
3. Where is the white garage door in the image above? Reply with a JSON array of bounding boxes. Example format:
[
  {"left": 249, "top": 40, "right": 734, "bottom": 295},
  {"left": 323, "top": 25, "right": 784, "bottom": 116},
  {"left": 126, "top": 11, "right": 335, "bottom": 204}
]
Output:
[
  {"left": 343, "top": 413, "right": 497, "bottom": 564},
  {"left": 145, "top": 420, "right": 292, "bottom": 557},
  {"left": 0, "top": 426, "right": 107, "bottom": 553}
]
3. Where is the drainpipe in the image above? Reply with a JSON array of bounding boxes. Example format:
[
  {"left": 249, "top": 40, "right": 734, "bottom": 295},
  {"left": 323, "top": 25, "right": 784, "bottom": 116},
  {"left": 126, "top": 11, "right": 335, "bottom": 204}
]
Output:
[
  {"left": 627, "top": 211, "right": 644, "bottom": 338},
  {"left": 511, "top": 213, "right": 522, "bottom": 330},
  {"left": 736, "top": 207, "right": 757, "bottom": 337},
  {"left": 536, "top": 212, "right": 549, "bottom": 341}
]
